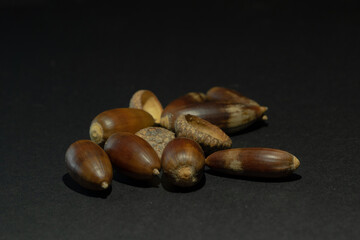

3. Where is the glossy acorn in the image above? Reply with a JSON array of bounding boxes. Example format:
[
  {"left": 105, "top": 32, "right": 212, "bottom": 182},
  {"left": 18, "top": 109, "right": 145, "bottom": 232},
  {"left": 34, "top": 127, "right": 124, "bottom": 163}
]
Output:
[
  {"left": 104, "top": 132, "right": 161, "bottom": 180},
  {"left": 205, "top": 148, "right": 300, "bottom": 178},
  {"left": 161, "top": 101, "right": 267, "bottom": 133},
  {"left": 89, "top": 108, "right": 155, "bottom": 145},
  {"left": 161, "top": 138, "right": 205, "bottom": 187},
  {"left": 65, "top": 140, "right": 113, "bottom": 190},
  {"left": 129, "top": 90, "right": 163, "bottom": 124}
]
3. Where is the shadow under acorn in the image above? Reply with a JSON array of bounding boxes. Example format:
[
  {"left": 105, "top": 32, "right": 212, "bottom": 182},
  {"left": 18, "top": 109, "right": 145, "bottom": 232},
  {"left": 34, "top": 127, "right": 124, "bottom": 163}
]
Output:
[
  {"left": 161, "top": 173, "right": 206, "bottom": 193},
  {"left": 205, "top": 169, "right": 302, "bottom": 183},
  {"left": 113, "top": 169, "right": 161, "bottom": 188},
  {"left": 62, "top": 173, "right": 112, "bottom": 198}
]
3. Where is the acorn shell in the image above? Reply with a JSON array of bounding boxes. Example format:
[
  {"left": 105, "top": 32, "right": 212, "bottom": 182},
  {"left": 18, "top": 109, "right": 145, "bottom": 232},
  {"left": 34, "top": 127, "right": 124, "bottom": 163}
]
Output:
[
  {"left": 160, "top": 92, "right": 207, "bottom": 130},
  {"left": 89, "top": 108, "right": 155, "bottom": 145},
  {"left": 161, "top": 101, "right": 267, "bottom": 133},
  {"left": 104, "top": 132, "right": 161, "bottom": 180},
  {"left": 205, "top": 148, "right": 300, "bottom": 178},
  {"left": 135, "top": 127, "right": 175, "bottom": 158},
  {"left": 65, "top": 140, "right": 113, "bottom": 190},
  {"left": 206, "top": 86, "right": 260, "bottom": 106},
  {"left": 161, "top": 138, "right": 205, "bottom": 187},
  {"left": 174, "top": 114, "right": 232, "bottom": 154},
  {"left": 129, "top": 90, "right": 163, "bottom": 124}
]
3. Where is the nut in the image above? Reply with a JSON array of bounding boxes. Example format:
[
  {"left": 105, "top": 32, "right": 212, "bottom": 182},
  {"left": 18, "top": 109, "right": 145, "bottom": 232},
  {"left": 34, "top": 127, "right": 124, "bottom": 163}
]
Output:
[
  {"left": 89, "top": 108, "right": 155, "bottom": 145},
  {"left": 65, "top": 140, "right": 113, "bottom": 190},
  {"left": 205, "top": 148, "right": 300, "bottom": 178}
]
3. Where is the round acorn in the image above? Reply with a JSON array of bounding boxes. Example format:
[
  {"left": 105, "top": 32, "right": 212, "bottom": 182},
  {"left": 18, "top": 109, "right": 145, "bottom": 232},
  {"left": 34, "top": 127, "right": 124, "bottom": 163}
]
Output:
[{"left": 161, "top": 138, "right": 205, "bottom": 187}]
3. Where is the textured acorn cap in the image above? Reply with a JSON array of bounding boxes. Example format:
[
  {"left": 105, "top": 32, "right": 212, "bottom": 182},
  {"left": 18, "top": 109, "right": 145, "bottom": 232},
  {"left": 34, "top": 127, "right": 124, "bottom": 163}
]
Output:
[
  {"left": 129, "top": 90, "right": 163, "bottom": 124},
  {"left": 135, "top": 127, "right": 175, "bottom": 158},
  {"left": 174, "top": 114, "right": 232, "bottom": 154}
]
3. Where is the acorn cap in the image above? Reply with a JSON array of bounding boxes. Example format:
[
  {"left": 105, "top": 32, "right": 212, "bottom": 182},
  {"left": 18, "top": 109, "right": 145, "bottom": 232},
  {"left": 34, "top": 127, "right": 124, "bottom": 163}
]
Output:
[
  {"left": 135, "top": 127, "right": 175, "bottom": 158},
  {"left": 129, "top": 90, "right": 163, "bottom": 124},
  {"left": 174, "top": 114, "right": 232, "bottom": 154}
]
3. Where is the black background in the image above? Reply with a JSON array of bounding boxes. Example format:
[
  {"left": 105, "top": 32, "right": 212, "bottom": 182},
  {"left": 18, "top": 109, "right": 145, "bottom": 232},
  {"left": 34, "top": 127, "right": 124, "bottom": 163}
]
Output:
[{"left": 1, "top": 1, "right": 360, "bottom": 239}]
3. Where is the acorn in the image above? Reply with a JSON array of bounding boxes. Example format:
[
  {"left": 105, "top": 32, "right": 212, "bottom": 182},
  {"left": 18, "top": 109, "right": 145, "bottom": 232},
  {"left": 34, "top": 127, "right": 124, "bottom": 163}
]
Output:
[
  {"left": 161, "top": 138, "right": 205, "bottom": 187},
  {"left": 205, "top": 148, "right": 300, "bottom": 178},
  {"left": 174, "top": 114, "right": 232, "bottom": 154},
  {"left": 206, "top": 86, "right": 261, "bottom": 106},
  {"left": 135, "top": 127, "right": 175, "bottom": 158},
  {"left": 129, "top": 90, "right": 163, "bottom": 124},
  {"left": 161, "top": 101, "right": 268, "bottom": 133},
  {"left": 160, "top": 92, "right": 207, "bottom": 130},
  {"left": 89, "top": 108, "right": 155, "bottom": 145},
  {"left": 65, "top": 140, "right": 113, "bottom": 190},
  {"left": 104, "top": 132, "right": 161, "bottom": 180}
]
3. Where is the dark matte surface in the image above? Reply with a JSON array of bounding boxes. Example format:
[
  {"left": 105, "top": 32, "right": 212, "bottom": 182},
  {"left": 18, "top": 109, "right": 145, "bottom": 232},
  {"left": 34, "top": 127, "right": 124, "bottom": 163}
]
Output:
[{"left": 1, "top": 2, "right": 360, "bottom": 240}]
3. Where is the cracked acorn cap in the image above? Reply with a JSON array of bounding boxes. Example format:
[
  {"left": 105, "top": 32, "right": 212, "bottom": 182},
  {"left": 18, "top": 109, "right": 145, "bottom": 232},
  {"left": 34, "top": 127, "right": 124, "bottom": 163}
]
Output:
[
  {"left": 104, "top": 132, "right": 161, "bottom": 180},
  {"left": 174, "top": 114, "right": 232, "bottom": 154},
  {"left": 129, "top": 90, "right": 163, "bottom": 124},
  {"left": 205, "top": 148, "right": 300, "bottom": 178},
  {"left": 89, "top": 108, "right": 155, "bottom": 145},
  {"left": 161, "top": 138, "right": 205, "bottom": 187},
  {"left": 135, "top": 127, "right": 175, "bottom": 158},
  {"left": 65, "top": 140, "right": 113, "bottom": 191}
]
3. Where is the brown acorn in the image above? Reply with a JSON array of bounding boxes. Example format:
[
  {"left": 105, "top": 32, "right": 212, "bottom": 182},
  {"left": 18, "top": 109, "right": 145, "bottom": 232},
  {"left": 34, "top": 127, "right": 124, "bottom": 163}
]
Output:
[
  {"left": 65, "top": 140, "right": 113, "bottom": 190},
  {"left": 89, "top": 108, "right": 155, "bottom": 145},
  {"left": 161, "top": 101, "right": 267, "bottom": 133},
  {"left": 174, "top": 114, "right": 232, "bottom": 154},
  {"left": 135, "top": 127, "right": 175, "bottom": 158},
  {"left": 104, "top": 132, "right": 161, "bottom": 180},
  {"left": 206, "top": 86, "right": 261, "bottom": 106},
  {"left": 161, "top": 138, "right": 205, "bottom": 187},
  {"left": 160, "top": 92, "right": 207, "bottom": 130},
  {"left": 129, "top": 90, "right": 163, "bottom": 124},
  {"left": 205, "top": 148, "right": 300, "bottom": 178}
]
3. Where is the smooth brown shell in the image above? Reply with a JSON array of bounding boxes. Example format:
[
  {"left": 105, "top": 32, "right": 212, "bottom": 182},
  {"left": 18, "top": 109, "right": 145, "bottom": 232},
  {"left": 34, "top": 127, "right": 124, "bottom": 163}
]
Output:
[
  {"left": 205, "top": 148, "right": 300, "bottom": 178},
  {"left": 65, "top": 140, "right": 113, "bottom": 190},
  {"left": 206, "top": 86, "right": 260, "bottom": 106},
  {"left": 89, "top": 108, "right": 155, "bottom": 145},
  {"left": 129, "top": 90, "right": 163, "bottom": 124},
  {"left": 104, "top": 132, "right": 161, "bottom": 180},
  {"left": 135, "top": 127, "right": 175, "bottom": 158},
  {"left": 161, "top": 138, "right": 205, "bottom": 187},
  {"left": 161, "top": 101, "right": 267, "bottom": 133},
  {"left": 174, "top": 114, "right": 232, "bottom": 154}
]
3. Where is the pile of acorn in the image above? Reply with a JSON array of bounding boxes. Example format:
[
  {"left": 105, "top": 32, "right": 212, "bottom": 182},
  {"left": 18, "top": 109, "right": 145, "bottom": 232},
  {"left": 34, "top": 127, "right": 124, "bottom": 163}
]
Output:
[{"left": 65, "top": 87, "right": 300, "bottom": 191}]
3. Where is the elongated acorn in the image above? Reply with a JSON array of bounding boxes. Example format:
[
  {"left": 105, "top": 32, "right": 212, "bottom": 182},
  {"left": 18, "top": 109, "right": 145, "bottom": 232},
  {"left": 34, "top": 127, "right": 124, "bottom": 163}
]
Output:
[
  {"left": 104, "top": 132, "right": 161, "bottom": 180},
  {"left": 129, "top": 90, "right": 163, "bottom": 124},
  {"left": 89, "top": 108, "right": 155, "bottom": 145},
  {"left": 206, "top": 86, "right": 260, "bottom": 106},
  {"left": 135, "top": 127, "right": 175, "bottom": 158},
  {"left": 161, "top": 101, "right": 267, "bottom": 133},
  {"left": 65, "top": 140, "right": 113, "bottom": 190},
  {"left": 205, "top": 148, "right": 300, "bottom": 178},
  {"left": 162, "top": 138, "right": 205, "bottom": 187},
  {"left": 175, "top": 114, "right": 232, "bottom": 154}
]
